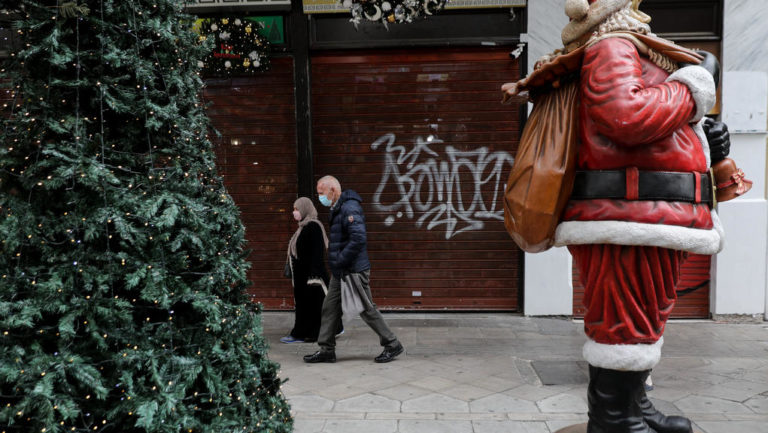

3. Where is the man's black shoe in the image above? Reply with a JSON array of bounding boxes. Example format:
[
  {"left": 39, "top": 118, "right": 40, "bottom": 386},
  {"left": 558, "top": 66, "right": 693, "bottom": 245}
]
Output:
[
  {"left": 303, "top": 350, "right": 336, "bottom": 363},
  {"left": 374, "top": 343, "right": 404, "bottom": 363}
]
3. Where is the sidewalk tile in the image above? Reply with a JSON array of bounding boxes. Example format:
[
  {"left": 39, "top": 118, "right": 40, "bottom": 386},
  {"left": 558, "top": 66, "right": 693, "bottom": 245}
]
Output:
[
  {"left": 696, "top": 421, "right": 768, "bottom": 433},
  {"left": 469, "top": 394, "right": 539, "bottom": 414},
  {"left": 314, "top": 383, "right": 367, "bottom": 401},
  {"left": 375, "top": 384, "right": 433, "bottom": 401},
  {"left": 334, "top": 393, "right": 401, "bottom": 413},
  {"left": 743, "top": 395, "right": 768, "bottom": 414},
  {"left": 546, "top": 419, "right": 588, "bottom": 432},
  {"left": 438, "top": 413, "right": 507, "bottom": 420},
  {"left": 696, "top": 380, "right": 768, "bottom": 402},
  {"left": 288, "top": 395, "right": 334, "bottom": 413},
  {"left": 537, "top": 393, "right": 588, "bottom": 413},
  {"left": 675, "top": 395, "right": 754, "bottom": 414},
  {"left": 293, "top": 418, "right": 325, "bottom": 433},
  {"left": 472, "top": 420, "right": 550, "bottom": 433},
  {"left": 408, "top": 375, "right": 457, "bottom": 391},
  {"left": 398, "top": 419, "right": 473, "bottom": 433},
  {"left": 402, "top": 394, "right": 468, "bottom": 413},
  {"left": 321, "top": 419, "right": 397, "bottom": 433},
  {"left": 440, "top": 384, "right": 497, "bottom": 401},
  {"left": 504, "top": 384, "right": 572, "bottom": 402},
  {"left": 366, "top": 412, "right": 435, "bottom": 420}
]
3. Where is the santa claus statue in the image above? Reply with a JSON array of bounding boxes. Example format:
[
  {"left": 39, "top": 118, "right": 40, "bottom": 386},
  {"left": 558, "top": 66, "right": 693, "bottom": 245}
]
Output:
[{"left": 503, "top": 1, "right": 752, "bottom": 432}]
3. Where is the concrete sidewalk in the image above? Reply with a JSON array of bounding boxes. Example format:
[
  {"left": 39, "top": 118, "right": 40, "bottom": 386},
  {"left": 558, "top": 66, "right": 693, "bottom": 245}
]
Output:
[{"left": 262, "top": 312, "right": 768, "bottom": 433}]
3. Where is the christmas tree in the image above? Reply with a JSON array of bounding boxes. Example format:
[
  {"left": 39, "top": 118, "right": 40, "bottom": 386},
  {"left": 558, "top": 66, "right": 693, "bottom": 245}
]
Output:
[{"left": 0, "top": 1, "right": 291, "bottom": 432}]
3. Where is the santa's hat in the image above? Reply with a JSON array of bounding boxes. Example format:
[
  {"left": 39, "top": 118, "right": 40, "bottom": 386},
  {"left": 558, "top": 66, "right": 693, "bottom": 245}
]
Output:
[{"left": 562, "top": 0, "right": 631, "bottom": 46}]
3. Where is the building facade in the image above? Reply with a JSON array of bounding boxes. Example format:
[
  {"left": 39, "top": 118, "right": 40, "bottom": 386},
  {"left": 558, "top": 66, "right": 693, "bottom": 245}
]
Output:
[{"left": 185, "top": 0, "right": 767, "bottom": 318}]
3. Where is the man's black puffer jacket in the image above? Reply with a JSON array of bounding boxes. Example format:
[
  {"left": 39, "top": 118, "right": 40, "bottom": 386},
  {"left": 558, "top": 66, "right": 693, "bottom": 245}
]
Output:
[{"left": 327, "top": 190, "right": 371, "bottom": 278}]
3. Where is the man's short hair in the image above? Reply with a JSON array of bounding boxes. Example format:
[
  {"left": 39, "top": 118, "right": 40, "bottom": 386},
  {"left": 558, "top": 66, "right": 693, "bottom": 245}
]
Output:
[{"left": 317, "top": 175, "right": 341, "bottom": 191}]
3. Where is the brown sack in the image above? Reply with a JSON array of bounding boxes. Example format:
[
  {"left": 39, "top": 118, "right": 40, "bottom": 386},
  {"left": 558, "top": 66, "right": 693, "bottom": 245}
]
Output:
[{"left": 503, "top": 80, "right": 579, "bottom": 253}]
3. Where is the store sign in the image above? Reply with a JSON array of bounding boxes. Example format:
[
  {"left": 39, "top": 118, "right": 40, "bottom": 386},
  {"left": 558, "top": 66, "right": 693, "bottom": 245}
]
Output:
[
  {"left": 194, "top": 16, "right": 284, "bottom": 45},
  {"left": 187, "top": 0, "right": 291, "bottom": 10},
  {"left": 246, "top": 16, "right": 284, "bottom": 44},
  {"left": 445, "top": 0, "right": 526, "bottom": 9},
  {"left": 303, "top": 0, "right": 525, "bottom": 13}
]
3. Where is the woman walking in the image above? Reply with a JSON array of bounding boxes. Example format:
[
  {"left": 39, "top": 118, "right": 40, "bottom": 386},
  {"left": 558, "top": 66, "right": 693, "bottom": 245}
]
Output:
[{"left": 282, "top": 197, "right": 330, "bottom": 343}]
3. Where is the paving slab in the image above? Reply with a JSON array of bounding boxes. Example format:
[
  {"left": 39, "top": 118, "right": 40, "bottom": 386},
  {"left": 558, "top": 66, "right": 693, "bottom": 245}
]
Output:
[
  {"left": 440, "top": 383, "right": 497, "bottom": 401},
  {"left": 288, "top": 395, "right": 334, "bottom": 413},
  {"left": 537, "top": 393, "right": 588, "bottom": 413},
  {"left": 674, "top": 395, "right": 756, "bottom": 414},
  {"left": 531, "top": 361, "right": 588, "bottom": 386},
  {"left": 469, "top": 393, "right": 539, "bottom": 414},
  {"left": 321, "top": 419, "right": 397, "bottom": 433},
  {"left": 334, "top": 393, "right": 401, "bottom": 413},
  {"left": 472, "top": 420, "right": 550, "bottom": 433},
  {"left": 401, "top": 394, "right": 468, "bottom": 413},
  {"left": 263, "top": 312, "right": 768, "bottom": 433},
  {"left": 398, "top": 419, "right": 473, "bottom": 433},
  {"left": 695, "top": 421, "right": 768, "bottom": 433},
  {"left": 744, "top": 395, "right": 768, "bottom": 413},
  {"left": 374, "top": 384, "right": 433, "bottom": 402}
]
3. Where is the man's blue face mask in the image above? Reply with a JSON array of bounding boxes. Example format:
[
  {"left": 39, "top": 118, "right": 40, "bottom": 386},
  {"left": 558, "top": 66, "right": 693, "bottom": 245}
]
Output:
[{"left": 318, "top": 195, "right": 332, "bottom": 207}]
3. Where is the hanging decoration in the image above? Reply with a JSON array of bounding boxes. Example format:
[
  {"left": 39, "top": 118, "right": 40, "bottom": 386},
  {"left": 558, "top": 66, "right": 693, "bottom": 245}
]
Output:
[
  {"left": 195, "top": 17, "right": 271, "bottom": 77},
  {"left": 341, "top": 0, "right": 448, "bottom": 27}
]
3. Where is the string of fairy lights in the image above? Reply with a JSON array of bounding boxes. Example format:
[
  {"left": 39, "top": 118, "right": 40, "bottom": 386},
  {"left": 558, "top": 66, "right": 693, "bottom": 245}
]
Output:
[{"left": 0, "top": 1, "right": 289, "bottom": 432}]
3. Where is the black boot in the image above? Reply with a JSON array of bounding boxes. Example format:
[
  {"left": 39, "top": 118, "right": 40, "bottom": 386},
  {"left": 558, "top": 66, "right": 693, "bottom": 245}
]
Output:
[
  {"left": 587, "top": 365, "right": 658, "bottom": 433},
  {"left": 638, "top": 375, "right": 693, "bottom": 433}
]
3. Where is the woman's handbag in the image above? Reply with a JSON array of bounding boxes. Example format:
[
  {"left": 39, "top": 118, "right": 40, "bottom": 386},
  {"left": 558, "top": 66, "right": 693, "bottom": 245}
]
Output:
[{"left": 283, "top": 259, "right": 292, "bottom": 279}]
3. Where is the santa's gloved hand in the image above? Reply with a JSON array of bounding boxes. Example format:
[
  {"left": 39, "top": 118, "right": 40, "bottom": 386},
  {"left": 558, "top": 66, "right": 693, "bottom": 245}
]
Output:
[{"left": 703, "top": 117, "right": 730, "bottom": 165}]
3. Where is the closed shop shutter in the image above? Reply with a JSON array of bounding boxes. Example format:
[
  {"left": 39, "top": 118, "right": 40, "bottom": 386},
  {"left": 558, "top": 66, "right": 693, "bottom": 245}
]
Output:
[
  {"left": 573, "top": 253, "right": 711, "bottom": 319},
  {"left": 311, "top": 48, "right": 522, "bottom": 310},
  {"left": 205, "top": 57, "right": 297, "bottom": 309}
]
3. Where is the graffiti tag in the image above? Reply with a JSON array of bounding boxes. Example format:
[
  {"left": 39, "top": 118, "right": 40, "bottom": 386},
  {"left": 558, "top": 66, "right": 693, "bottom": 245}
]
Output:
[{"left": 371, "top": 133, "right": 514, "bottom": 239}]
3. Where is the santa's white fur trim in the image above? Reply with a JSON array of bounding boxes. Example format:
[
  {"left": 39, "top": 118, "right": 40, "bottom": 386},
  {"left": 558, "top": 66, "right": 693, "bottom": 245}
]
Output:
[
  {"left": 666, "top": 66, "right": 716, "bottom": 123},
  {"left": 583, "top": 337, "right": 663, "bottom": 371},
  {"left": 692, "top": 119, "right": 711, "bottom": 168},
  {"left": 554, "top": 220, "right": 722, "bottom": 255},
  {"left": 710, "top": 210, "right": 726, "bottom": 253}
]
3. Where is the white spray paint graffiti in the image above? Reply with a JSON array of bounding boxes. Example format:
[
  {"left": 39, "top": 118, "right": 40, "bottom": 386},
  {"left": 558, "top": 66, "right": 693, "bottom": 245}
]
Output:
[{"left": 370, "top": 133, "right": 515, "bottom": 239}]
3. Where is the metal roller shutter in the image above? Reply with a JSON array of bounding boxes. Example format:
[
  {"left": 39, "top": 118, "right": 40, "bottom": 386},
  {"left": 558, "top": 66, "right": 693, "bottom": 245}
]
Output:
[
  {"left": 205, "top": 57, "right": 297, "bottom": 309},
  {"left": 311, "top": 48, "right": 522, "bottom": 311}
]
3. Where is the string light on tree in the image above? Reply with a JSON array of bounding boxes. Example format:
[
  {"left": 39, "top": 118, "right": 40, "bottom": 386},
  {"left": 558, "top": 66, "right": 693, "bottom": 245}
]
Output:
[{"left": 0, "top": 1, "right": 291, "bottom": 432}]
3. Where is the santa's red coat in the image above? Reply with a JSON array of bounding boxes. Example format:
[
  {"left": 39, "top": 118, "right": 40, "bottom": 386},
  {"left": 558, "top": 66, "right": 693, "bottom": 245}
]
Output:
[
  {"left": 552, "top": 37, "right": 721, "bottom": 369},
  {"left": 554, "top": 37, "right": 723, "bottom": 257}
]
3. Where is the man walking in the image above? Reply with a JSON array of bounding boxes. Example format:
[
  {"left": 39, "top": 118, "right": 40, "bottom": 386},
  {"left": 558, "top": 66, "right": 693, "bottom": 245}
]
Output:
[{"left": 303, "top": 175, "right": 404, "bottom": 364}]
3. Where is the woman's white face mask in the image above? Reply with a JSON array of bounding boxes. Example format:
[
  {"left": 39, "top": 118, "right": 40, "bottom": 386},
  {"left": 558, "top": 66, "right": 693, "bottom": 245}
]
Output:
[{"left": 292, "top": 210, "right": 302, "bottom": 221}]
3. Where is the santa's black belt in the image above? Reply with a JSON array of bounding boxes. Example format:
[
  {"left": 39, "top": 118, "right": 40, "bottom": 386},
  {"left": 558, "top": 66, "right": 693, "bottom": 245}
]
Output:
[{"left": 571, "top": 168, "right": 713, "bottom": 205}]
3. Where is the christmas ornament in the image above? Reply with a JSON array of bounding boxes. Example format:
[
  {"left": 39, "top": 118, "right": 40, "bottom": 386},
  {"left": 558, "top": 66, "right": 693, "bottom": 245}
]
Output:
[
  {"left": 196, "top": 17, "right": 270, "bottom": 77},
  {"left": 344, "top": 0, "right": 447, "bottom": 26}
]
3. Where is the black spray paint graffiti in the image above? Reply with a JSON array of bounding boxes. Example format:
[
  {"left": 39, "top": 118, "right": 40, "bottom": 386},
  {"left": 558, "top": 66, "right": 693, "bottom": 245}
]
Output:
[{"left": 371, "top": 133, "right": 515, "bottom": 239}]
